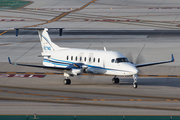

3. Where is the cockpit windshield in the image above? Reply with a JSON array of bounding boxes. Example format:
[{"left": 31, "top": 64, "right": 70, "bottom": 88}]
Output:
[{"left": 116, "top": 58, "right": 129, "bottom": 63}]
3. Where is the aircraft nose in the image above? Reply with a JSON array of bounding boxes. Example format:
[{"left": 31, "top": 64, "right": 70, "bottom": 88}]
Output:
[
  {"left": 131, "top": 67, "right": 139, "bottom": 74},
  {"left": 122, "top": 63, "right": 139, "bottom": 75}
]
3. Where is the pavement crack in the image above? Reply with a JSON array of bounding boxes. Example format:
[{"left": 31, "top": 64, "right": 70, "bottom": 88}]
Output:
[{"left": 14, "top": 43, "right": 38, "bottom": 62}]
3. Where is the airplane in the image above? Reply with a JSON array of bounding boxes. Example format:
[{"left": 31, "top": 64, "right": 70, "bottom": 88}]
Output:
[{"left": 8, "top": 28, "right": 174, "bottom": 88}]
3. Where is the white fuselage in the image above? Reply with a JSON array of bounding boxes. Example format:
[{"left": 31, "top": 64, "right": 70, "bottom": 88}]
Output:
[{"left": 43, "top": 48, "right": 139, "bottom": 76}]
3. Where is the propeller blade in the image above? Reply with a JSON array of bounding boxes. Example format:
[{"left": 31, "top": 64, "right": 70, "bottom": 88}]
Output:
[
  {"left": 126, "top": 52, "right": 134, "bottom": 63},
  {"left": 135, "top": 54, "right": 145, "bottom": 65}
]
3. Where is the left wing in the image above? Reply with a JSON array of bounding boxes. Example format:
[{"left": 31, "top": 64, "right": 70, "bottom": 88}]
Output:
[
  {"left": 8, "top": 57, "right": 71, "bottom": 71},
  {"left": 135, "top": 54, "right": 174, "bottom": 68}
]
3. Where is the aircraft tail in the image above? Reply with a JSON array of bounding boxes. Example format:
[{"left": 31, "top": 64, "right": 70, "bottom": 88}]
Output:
[
  {"left": 38, "top": 28, "right": 60, "bottom": 52},
  {"left": 14, "top": 27, "right": 64, "bottom": 52}
]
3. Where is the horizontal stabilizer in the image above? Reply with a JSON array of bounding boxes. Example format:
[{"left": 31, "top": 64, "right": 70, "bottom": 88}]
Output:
[
  {"left": 41, "top": 52, "right": 51, "bottom": 57},
  {"left": 14, "top": 27, "right": 64, "bottom": 36}
]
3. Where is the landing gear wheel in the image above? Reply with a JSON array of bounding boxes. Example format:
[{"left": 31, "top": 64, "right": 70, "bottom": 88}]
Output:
[
  {"left": 133, "top": 83, "right": 137, "bottom": 88},
  {"left": 64, "top": 79, "right": 71, "bottom": 85},
  {"left": 112, "top": 78, "right": 119, "bottom": 84}
]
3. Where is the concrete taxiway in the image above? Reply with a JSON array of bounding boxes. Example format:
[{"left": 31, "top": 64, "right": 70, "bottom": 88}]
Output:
[
  {"left": 0, "top": 32, "right": 180, "bottom": 115},
  {"left": 1, "top": 0, "right": 180, "bottom": 30},
  {"left": 0, "top": 0, "right": 180, "bottom": 116}
]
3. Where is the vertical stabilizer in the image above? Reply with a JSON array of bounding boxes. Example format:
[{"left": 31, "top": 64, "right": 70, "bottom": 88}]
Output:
[
  {"left": 38, "top": 28, "right": 60, "bottom": 52},
  {"left": 14, "top": 27, "right": 64, "bottom": 52}
]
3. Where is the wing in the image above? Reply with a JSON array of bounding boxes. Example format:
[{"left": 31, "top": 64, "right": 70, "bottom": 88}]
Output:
[
  {"left": 135, "top": 54, "right": 174, "bottom": 68},
  {"left": 8, "top": 57, "right": 71, "bottom": 71}
]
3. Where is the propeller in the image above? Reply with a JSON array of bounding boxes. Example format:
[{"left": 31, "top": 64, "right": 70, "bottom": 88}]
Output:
[
  {"left": 126, "top": 52, "right": 145, "bottom": 65},
  {"left": 126, "top": 53, "right": 145, "bottom": 75},
  {"left": 126, "top": 52, "right": 134, "bottom": 63},
  {"left": 126, "top": 44, "right": 146, "bottom": 65},
  {"left": 135, "top": 54, "right": 146, "bottom": 65}
]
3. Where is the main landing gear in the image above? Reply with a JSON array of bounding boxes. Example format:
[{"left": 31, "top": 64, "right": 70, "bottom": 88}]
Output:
[
  {"left": 63, "top": 73, "right": 71, "bottom": 85},
  {"left": 64, "top": 78, "right": 71, "bottom": 85},
  {"left": 112, "top": 76, "right": 119, "bottom": 84}
]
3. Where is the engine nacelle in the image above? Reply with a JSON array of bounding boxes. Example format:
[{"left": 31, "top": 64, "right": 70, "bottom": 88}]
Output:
[
  {"left": 70, "top": 68, "right": 82, "bottom": 76},
  {"left": 84, "top": 68, "right": 94, "bottom": 74},
  {"left": 66, "top": 63, "right": 89, "bottom": 76}
]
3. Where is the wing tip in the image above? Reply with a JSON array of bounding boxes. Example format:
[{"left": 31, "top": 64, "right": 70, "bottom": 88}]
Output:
[
  {"left": 171, "top": 54, "right": 175, "bottom": 62},
  {"left": 8, "top": 57, "right": 12, "bottom": 64}
]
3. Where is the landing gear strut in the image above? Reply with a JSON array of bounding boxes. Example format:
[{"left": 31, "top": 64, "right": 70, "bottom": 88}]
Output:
[
  {"left": 63, "top": 73, "right": 71, "bottom": 85},
  {"left": 133, "top": 74, "right": 138, "bottom": 88},
  {"left": 64, "top": 78, "right": 71, "bottom": 85},
  {"left": 112, "top": 76, "right": 119, "bottom": 84}
]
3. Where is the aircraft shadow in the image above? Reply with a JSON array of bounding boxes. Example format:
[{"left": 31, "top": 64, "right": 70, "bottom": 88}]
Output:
[{"left": 71, "top": 77, "right": 180, "bottom": 88}]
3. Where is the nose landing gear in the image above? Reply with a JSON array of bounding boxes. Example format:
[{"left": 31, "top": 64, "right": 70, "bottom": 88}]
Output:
[
  {"left": 133, "top": 82, "right": 137, "bottom": 88},
  {"left": 133, "top": 74, "right": 138, "bottom": 88}
]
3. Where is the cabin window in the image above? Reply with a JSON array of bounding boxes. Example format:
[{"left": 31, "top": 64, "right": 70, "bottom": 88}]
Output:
[
  {"left": 71, "top": 56, "right": 73, "bottom": 61},
  {"left": 111, "top": 59, "right": 115, "bottom": 63},
  {"left": 116, "top": 58, "right": 128, "bottom": 63},
  {"left": 89, "top": 57, "right": 91, "bottom": 62},
  {"left": 98, "top": 58, "right": 100, "bottom": 63},
  {"left": 67, "top": 56, "right": 69, "bottom": 60},
  {"left": 93, "top": 58, "right": 95, "bottom": 62},
  {"left": 84, "top": 57, "right": 86, "bottom": 62},
  {"left": 80, "top": 57, "right": 82, "bottom": 61},
  {"left": 75, "top": 56, "right": 77, "bottom": 61}
]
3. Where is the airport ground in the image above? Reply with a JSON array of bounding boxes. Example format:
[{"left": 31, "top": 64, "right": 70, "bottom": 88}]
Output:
[{"left": 0, "top": 0, "right": 180, "bottom": 116}]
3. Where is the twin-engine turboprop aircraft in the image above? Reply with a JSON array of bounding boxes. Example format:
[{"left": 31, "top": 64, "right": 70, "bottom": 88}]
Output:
[{"left": 8, "top": 28, "right": 174, "bottom": 88}]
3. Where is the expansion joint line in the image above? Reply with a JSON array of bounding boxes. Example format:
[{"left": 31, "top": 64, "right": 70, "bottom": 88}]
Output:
[
  {"left": 0, "top": 29, "right": 14, "bottom": 36},
  {"left": 0, "top": 0, "right": 96, "bottom": 35},
  {"left": 25, "top": 0, "right": 97, "bottom": 27},
  {"left": 16, "top": 1, "right": 34, "bottom": 10}
]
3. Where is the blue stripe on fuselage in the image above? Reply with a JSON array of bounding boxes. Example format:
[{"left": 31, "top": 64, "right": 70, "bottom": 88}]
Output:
[
  {"left": 43, "top": 58, "right": 129, "bottom": 72},
  {"left": 43, "top": 59, "right": 68, "bottom": 66}
]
